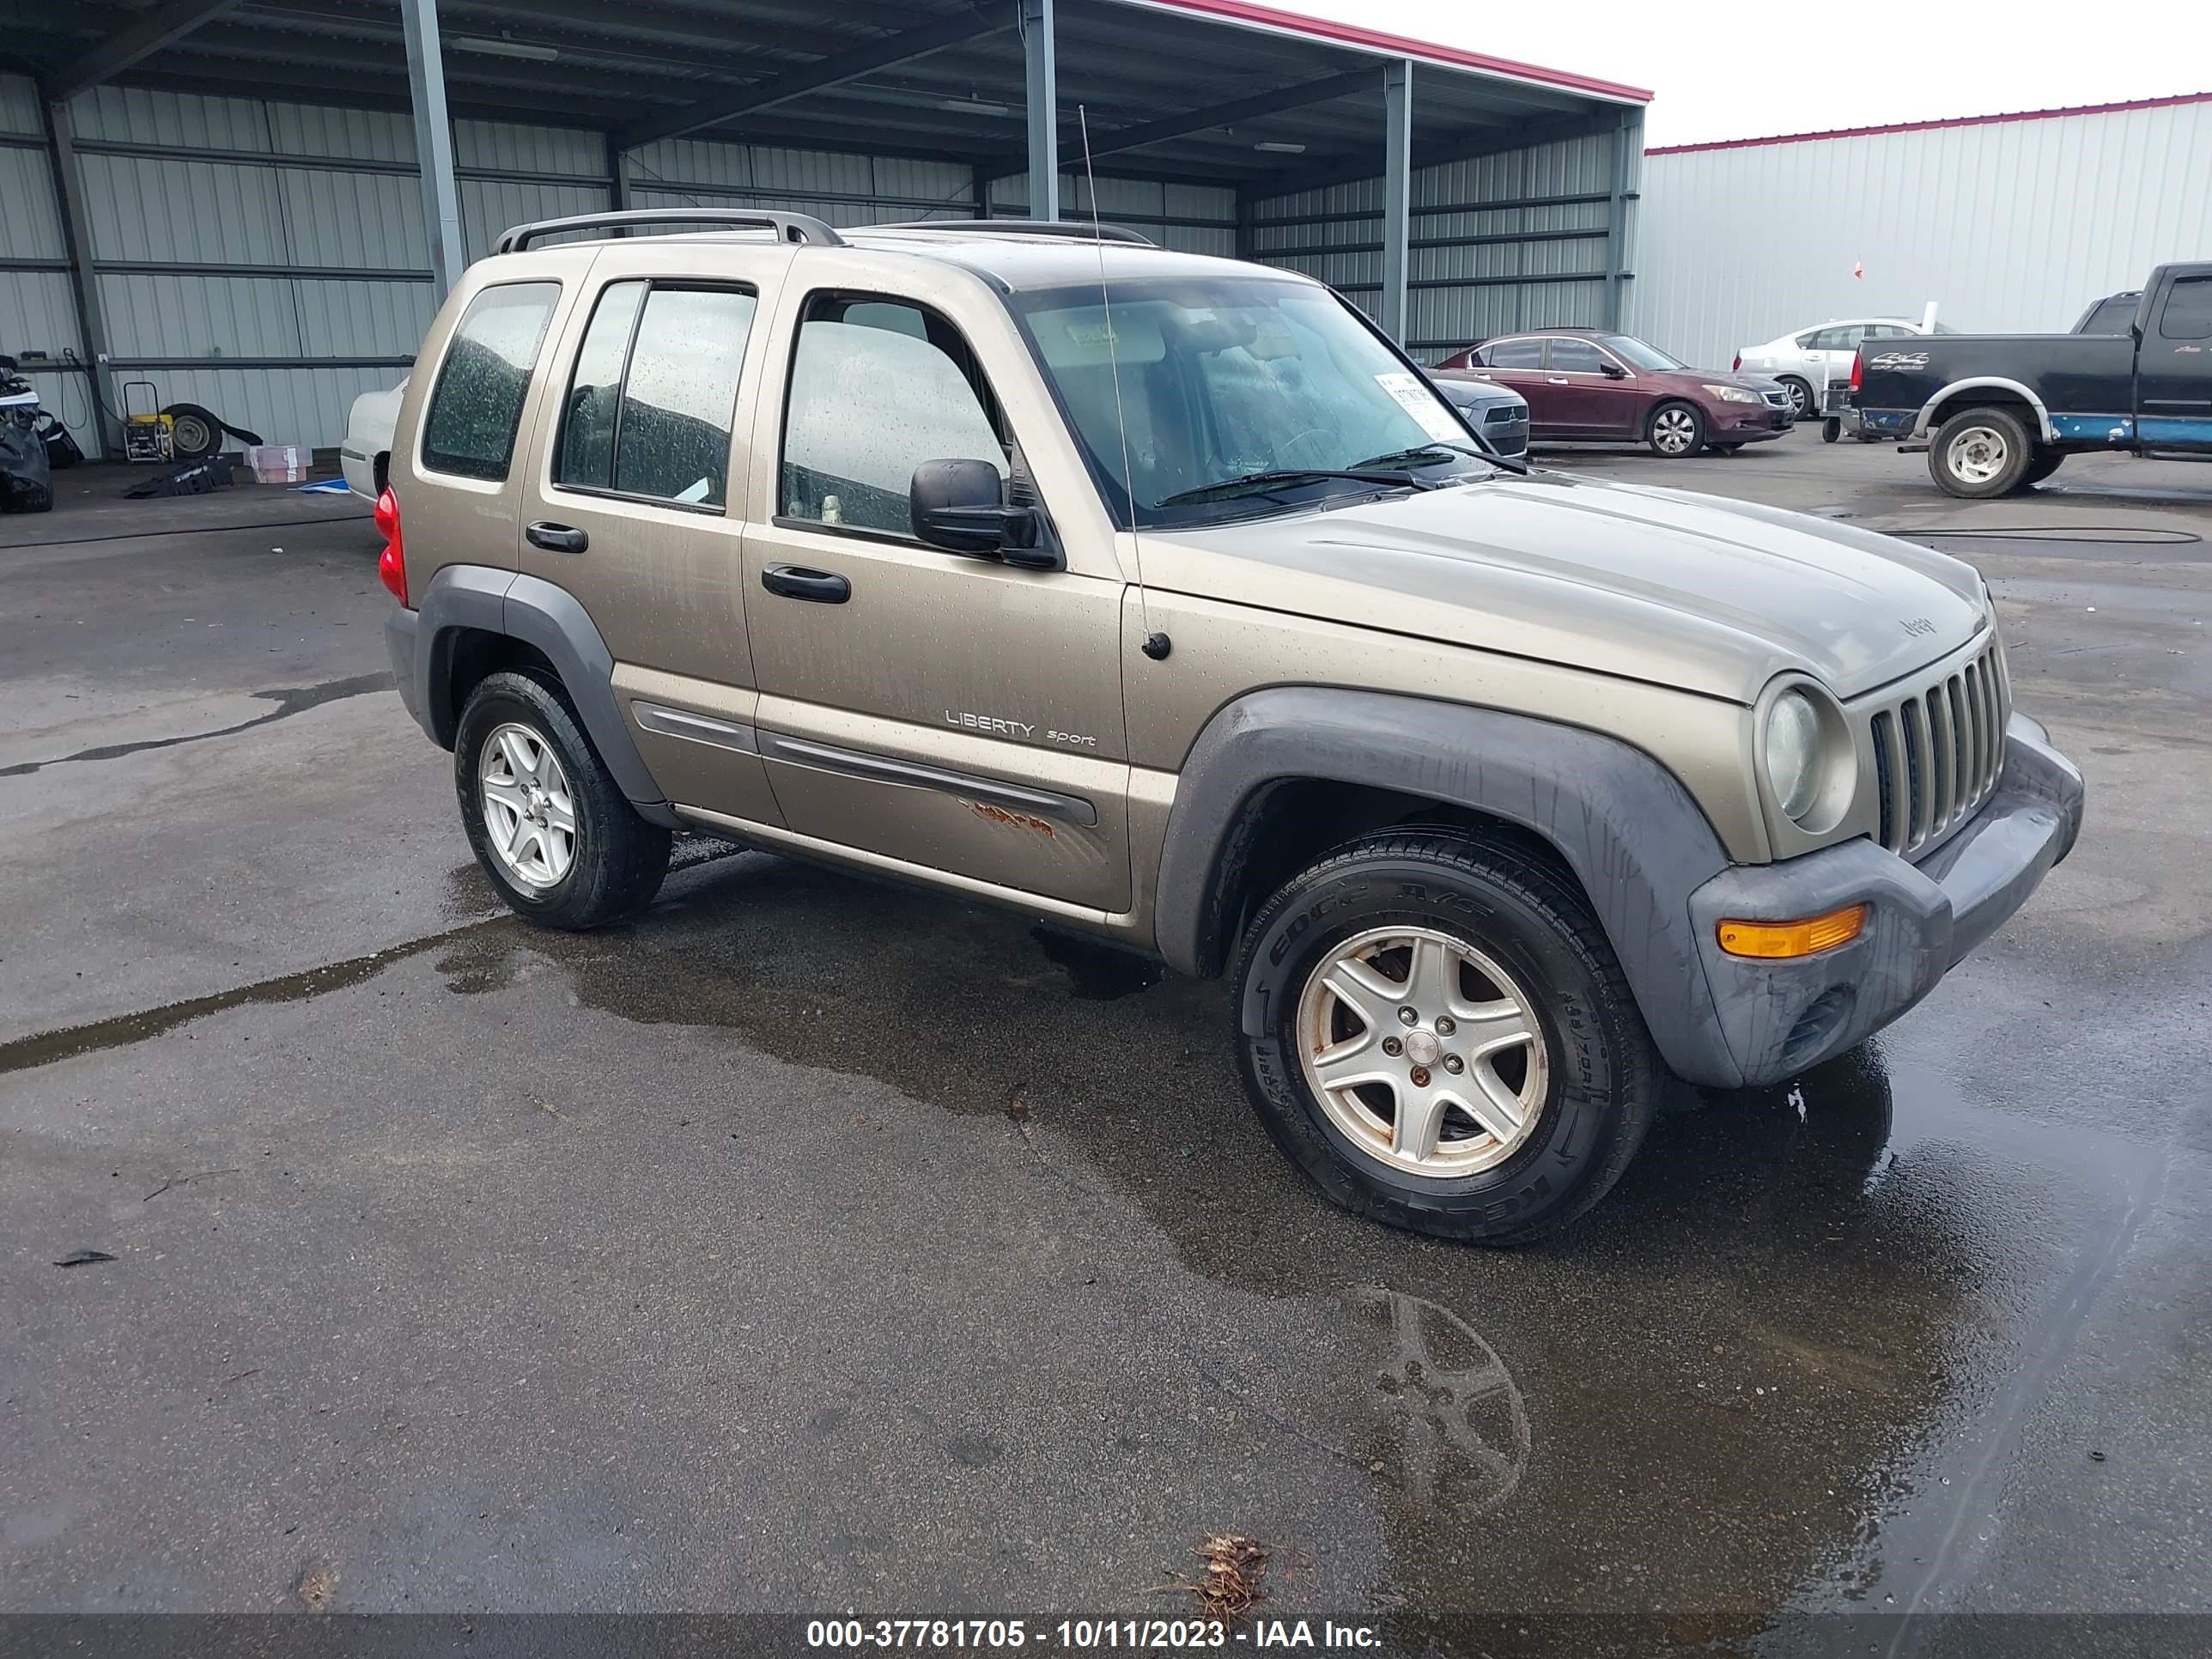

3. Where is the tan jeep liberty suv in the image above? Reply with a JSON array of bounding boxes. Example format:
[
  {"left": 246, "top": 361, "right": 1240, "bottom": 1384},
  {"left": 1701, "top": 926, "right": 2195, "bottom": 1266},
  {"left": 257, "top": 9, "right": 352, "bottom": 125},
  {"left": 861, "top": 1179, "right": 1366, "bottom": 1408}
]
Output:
[{"left": 376, "top": 210, "right": 2084, "bottom": 1243}]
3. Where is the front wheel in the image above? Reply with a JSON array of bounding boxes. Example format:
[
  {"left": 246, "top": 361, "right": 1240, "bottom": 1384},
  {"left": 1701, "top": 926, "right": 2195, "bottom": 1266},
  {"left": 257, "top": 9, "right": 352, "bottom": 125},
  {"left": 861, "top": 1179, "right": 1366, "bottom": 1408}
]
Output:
[
  {"left": 454, "top": 670, "right": 671, "bottom": 930},
  {"left": 1234, "top": 831, "right": 1658, "bottom": 1244},
  {"left": 1929, "top": 406, "right": 2033, "bottom": 497},
  {"left": 1779, "top": 377, "right": 1814, "bottom": 421},
  {"left": 1647, "top": 401, "right": 1705, "bottom": 458}
]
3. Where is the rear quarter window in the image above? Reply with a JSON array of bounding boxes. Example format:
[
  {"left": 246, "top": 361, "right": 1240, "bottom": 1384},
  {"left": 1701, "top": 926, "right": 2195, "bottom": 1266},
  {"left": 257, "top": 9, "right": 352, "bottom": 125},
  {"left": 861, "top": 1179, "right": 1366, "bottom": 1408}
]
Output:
[{"left": 421, "top": 282, "right": 561, "bottom": 483}]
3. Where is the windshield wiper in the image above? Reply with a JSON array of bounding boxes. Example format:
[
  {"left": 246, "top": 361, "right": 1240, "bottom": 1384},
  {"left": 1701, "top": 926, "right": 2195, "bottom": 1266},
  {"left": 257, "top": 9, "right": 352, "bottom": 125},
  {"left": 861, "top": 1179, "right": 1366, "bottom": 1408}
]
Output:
[
  {"left": 1354, "top": 439, "right": 1528, "bottom": 477},
  {"left": 1153, "top": 467, "right": 1436, "bottom": 508}
]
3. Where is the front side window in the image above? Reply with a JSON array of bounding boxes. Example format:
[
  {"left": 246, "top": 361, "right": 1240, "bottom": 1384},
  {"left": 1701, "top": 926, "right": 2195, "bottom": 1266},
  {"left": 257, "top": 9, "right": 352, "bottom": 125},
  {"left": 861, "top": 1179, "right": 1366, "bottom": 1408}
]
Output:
[
  {"left": 2158, "top": 276, "right": 2212, "bottom": 341},
  {"left": 1013, "top": 277, "right": 1494, "bottom": 529},
  {"left": 780, "top": 295, "right": 1006, "bottom": 538},
  {"left": 421, "top": 282, "right": 560, "bottom": 482},
  {"left": 1547, "top": 339, "right": 1607, "bottom": 374},
  {"left": 554, "top": 282, "right": 756, "bottom": 507},
  {"left": 1483, "top": 338, "right": 1546, "bottom": 369}
]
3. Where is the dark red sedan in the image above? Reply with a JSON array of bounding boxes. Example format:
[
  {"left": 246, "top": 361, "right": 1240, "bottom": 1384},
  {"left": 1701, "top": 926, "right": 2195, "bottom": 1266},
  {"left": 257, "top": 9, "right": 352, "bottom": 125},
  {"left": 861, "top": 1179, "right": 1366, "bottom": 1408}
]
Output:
[{"left": 1431, "top": 329, "right": 1793, "bottom": 458}]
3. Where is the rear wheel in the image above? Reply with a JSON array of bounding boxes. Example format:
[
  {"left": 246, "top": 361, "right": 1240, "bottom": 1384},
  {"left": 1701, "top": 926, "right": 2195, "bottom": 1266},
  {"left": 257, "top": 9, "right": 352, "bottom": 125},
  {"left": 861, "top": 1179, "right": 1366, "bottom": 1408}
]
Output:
[
  {"left": 1234, "top": 830, "right": 1658, "bottom": 1244},
  {"left": 1929, "top": 406, "right": 2033, "bottom": 498},
  {"left": 1647, "top": 401, "right": 1705, "bottom": 458},
  {"left": 454, "top": 670, "right": 670, "bottom": 930}
]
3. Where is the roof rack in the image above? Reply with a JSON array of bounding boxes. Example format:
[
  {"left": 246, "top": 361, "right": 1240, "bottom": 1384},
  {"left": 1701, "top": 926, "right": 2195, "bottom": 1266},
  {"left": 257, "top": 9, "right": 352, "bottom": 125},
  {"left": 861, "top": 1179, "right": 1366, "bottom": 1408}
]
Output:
[
  {"left": 868, "top": 218, "right": 1156, "bottom": 247},
  {"left": 494, "top": 209, "right": 845, "bottom": 254}
]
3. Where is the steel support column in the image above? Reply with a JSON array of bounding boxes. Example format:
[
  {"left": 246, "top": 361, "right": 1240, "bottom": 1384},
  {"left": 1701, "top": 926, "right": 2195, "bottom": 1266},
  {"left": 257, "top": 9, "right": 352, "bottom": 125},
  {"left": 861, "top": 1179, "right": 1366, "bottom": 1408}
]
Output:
[
  {"left": 1021, "top": 0, "right": 1057, "bottom": 222},
  {"left": 43, "top": 100, "right": 117, "bottom": 459},
  {"left": 1603, "top": 108, "right": 1637, "bottom": 329},
  {"left": 1380, "top": 58, "right": 1412, "bottom": 344},
  {"left": 607, "top": 133, "right": 630, "bottom": 215},
  {"left": 399, "top": 0, "right": 465, "bottom": 299}
]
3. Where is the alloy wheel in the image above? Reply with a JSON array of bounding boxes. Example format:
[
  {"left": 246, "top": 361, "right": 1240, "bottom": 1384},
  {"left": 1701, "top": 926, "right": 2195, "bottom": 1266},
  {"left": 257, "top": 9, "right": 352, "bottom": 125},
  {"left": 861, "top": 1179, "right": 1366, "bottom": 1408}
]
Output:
[
  {"left": 479, "top": 721, "right": 577, "bottom": 890},
  {"left": 1296, "top": 926, "right": 1550, "bottom": 1179},
  {"left": 1948, "top": 425, "right": 2009, "bottom": 485},
  {"left": 1652, "top": 408, "right": 1698, "bottom": 454}
]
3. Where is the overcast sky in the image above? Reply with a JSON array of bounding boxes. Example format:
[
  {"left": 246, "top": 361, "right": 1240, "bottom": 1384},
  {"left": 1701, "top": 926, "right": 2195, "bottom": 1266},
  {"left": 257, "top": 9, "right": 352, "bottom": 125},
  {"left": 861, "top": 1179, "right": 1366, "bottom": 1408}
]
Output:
[{"left": 1274, "top": 0, "right": 2209, "bottom": 148}]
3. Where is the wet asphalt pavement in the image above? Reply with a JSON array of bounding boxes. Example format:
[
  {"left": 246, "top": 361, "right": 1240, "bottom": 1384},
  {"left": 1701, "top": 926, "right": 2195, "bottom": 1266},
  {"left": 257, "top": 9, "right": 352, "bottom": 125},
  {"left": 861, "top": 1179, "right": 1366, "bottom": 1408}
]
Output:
[{"left": 2, "top": 449, "right": 2209, "bottom": 1656}]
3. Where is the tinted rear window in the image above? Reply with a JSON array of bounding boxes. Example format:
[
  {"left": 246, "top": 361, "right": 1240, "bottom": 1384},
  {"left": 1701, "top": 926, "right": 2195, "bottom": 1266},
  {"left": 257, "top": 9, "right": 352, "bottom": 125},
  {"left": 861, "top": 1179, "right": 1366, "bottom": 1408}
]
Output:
[
  {"left": 1483, "top": 338, "right": 1544, "bottom": 368},
  {"left": 421, "top": 283, "right": 559, "bottom": 482}
]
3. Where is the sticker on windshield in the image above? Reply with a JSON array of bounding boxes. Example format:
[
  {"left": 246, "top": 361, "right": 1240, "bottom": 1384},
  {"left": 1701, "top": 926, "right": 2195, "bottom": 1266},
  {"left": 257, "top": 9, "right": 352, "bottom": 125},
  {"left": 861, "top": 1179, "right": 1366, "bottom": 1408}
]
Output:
[{"left": 1374, "top": 371, "right": 1465, "bottom": 443}]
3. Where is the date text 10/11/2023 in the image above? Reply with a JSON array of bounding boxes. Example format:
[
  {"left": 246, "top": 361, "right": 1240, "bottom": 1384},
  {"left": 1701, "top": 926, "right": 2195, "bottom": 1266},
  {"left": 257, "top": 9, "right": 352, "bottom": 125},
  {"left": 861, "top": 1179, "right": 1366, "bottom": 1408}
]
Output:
[{"left": 805, "top": 1619, "right": 1386, "bottom": 1650}]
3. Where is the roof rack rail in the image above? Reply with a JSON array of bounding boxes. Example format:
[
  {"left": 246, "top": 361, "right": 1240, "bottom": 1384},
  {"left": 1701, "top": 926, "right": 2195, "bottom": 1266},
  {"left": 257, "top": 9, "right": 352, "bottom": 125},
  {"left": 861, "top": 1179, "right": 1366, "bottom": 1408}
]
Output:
[
  {"left": 869, "top": 218, "right": 1155, "bottom": 247},
  {"left": 495, "top": 209, "right": 845, "bottom": 254}
]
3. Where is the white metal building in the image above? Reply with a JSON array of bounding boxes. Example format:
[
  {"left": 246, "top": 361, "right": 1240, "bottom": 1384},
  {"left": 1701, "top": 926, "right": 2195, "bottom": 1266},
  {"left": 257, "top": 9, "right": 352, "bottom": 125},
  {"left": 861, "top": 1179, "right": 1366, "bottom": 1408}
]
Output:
[
  {"left": 0, "top": 0, "right": 1646, "bottom": 461},
  {"left": 1629, "top": 93, "right": 2212, "bottom": 373}
]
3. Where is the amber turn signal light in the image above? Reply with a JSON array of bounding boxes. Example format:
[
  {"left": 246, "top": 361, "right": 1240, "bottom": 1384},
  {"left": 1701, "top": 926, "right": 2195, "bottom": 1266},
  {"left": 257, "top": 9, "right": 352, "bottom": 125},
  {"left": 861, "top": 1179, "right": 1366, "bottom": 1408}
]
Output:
[{"left": 1717, "top": 904, "right": 1867, "bottom": 959}]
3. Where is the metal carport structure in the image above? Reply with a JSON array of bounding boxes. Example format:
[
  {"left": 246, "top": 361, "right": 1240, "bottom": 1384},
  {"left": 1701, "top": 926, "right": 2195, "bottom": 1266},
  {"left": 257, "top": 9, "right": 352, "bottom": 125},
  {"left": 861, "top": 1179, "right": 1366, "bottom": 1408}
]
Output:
[{"left": 0, "top": 0, "right": 1649, "bottom": 458}]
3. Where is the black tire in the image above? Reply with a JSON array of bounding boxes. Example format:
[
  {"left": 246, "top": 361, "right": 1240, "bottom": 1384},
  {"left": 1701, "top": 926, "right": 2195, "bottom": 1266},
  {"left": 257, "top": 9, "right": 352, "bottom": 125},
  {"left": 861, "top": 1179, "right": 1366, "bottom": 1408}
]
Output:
[
  {"left": 1778, "top": 377, "right": 1814, "bottom": 421},
  {"left": 161, "top": 402, "right": 222, "bottom": 461},
  {"left": 1929, "top": 405, "right": 2033, "bottom": 498},
  {"left": 1646, "top": 400, "right": 1705, "bottom": 459},
  {"left": 453, "top": 669, "right": 671, "bottom": 930},
  {"left": 1821, "top": 419, "right": 1843, "bottom": 444},
  {"left": 1234, "top": 830, "right": 1659, "bottom": 1245},
  {"left": 1711, "top": 443, "right": 1743, "bottom": 454},
  {"left": 2020, "top": 452, "right": 2064, "bottom": 488}
]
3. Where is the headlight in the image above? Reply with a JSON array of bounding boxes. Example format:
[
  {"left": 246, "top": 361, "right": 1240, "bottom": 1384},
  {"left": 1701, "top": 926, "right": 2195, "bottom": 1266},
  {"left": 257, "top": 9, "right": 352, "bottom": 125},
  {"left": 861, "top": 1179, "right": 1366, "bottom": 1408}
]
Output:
[
  {"left": 1764, "top": 690, "right": 1823, "bottom": 821},
  {"left": 1704, "top": 385, "right": 1765, "bottom": 404}
]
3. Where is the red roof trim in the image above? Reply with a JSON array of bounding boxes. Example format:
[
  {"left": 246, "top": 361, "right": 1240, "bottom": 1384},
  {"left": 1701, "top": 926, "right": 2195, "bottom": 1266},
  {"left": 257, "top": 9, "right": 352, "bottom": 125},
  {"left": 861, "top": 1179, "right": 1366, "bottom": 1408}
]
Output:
[
  {"left": 1647, "top": 90, "right": 2212, "bottom": 155},
  {"left": 1120, "top": 0, "right": 1653, "bottom": 104}
]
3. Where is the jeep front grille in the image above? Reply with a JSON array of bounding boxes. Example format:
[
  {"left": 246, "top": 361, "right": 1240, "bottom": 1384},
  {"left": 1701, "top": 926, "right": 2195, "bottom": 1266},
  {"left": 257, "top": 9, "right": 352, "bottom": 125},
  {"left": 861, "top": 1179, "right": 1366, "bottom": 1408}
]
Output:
[{"left": 1866, "top": 640, "right": 2010, "bottom": 858}]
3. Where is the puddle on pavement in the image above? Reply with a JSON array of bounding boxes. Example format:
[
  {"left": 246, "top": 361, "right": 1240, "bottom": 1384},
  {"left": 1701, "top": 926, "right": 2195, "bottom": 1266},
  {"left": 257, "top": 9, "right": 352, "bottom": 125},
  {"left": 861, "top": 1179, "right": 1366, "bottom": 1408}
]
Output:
[{"left": 410, "top": 851, "right": 2042, "bottom": 1650}]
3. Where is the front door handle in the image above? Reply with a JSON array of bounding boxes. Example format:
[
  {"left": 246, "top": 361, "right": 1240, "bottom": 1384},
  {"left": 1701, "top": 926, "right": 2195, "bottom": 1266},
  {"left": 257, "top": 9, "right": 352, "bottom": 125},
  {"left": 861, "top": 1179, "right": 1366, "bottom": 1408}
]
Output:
[
  {"left": 526, "top": 521, "right": 588, "bottom": 554},
  {"left": 1547, "top": 376, "right": 1571, "bottom": 385},
  {"left": 761, "top": 563, "right": 851, "bottom": 604}
]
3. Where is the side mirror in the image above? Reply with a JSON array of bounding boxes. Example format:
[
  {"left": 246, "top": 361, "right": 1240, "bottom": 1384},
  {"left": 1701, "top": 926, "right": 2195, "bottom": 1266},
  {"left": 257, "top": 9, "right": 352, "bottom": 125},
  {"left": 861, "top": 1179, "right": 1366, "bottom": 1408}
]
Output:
[
  {"left": 910, "top": 459, "right": 1062, "bottom": 571},
  {"left": 1601, "top": 361, "right": 1629, "bottom": 380}
]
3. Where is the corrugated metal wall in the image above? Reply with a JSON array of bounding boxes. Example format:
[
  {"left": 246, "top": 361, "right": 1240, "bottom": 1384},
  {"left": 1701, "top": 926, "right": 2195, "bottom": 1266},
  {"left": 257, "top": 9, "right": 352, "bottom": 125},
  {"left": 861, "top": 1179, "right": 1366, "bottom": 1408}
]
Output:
[
  {"left": 991, "top": 173, "right": 1237, "bottom": 254},
  {"left": 1631, "top": 97, "right": 2212, "bottom": 371},
  {"left": 0, "top": 72, "right": 1233, "bottom": 455},
  {"left": 0, "top": 76, "right": 89, "bottom": 449},
  {"left": 1250, "top": 122, "right": 1639, "bottom": 361}
]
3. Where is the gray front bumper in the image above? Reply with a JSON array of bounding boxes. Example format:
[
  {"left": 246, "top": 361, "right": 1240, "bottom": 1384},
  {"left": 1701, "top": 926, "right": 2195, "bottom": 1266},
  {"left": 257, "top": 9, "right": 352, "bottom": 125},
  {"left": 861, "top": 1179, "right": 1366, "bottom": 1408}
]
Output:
[{"left": 1679, "top": 714, "right": 2083, "bottom": 1087}]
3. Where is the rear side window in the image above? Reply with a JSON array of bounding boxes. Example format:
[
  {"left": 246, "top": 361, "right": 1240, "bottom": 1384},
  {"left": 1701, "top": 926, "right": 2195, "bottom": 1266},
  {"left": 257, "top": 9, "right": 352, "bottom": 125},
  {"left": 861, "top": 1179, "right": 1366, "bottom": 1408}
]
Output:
[
  {"left": 421, "top": 283, "right": 560, "bottom": 482},
  {"left": 554, "top": 282, "right": 757, "bottom": 507},
  {"left": 1482, "top": 338, "right": 1544, "bottom": 369},
  {"left": 2158, "top": 276, "right": 2212, "bottom": 341}
]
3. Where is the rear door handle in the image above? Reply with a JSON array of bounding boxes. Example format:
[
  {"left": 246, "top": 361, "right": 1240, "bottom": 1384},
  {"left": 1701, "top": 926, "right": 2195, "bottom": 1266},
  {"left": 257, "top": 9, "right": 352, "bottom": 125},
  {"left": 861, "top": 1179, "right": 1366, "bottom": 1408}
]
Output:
[
  {"left": 526, "top": 521, "right": 587, "bottom": 554},
  {"left": 1546, "top": 376, "right": 1571, "bottom": 385},
  {"left": 761, "top": 563, "right": 851, "bottom": 604}
]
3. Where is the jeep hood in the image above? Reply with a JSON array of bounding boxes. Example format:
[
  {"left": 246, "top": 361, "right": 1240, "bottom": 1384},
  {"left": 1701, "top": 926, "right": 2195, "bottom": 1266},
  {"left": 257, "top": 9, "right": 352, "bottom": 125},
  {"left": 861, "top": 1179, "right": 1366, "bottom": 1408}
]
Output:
[{"left": 1149, "top": 471, "right": 1987, "bottom": 704}]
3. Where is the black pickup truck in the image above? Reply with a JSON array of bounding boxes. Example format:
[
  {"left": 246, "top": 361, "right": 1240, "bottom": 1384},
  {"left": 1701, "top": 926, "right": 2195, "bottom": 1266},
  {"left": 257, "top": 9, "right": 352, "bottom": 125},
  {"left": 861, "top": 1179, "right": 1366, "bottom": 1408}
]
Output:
[{"left": 1852, "top": 262, "right": 2212, "bottom": 496}]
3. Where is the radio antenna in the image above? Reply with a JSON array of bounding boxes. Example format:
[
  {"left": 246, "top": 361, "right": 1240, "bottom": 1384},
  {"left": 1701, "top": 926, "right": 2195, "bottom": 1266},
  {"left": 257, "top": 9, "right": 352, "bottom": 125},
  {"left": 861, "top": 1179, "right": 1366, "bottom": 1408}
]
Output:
[{"left": 1078, "top": 104, "right": 1170, "bottom": 662}]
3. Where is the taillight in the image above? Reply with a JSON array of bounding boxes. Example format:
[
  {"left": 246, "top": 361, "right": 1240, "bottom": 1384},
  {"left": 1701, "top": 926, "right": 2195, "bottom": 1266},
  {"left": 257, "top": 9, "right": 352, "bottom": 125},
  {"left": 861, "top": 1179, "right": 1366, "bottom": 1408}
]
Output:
[
  {"left": 1849, "top": 350, "right": 1863, "bottom": 392},
  {"left": 1732, "top": 353, "right": 1741, "bottom": 371},
  {"left": 374, "top": 484, "right": 408, "bottom": 605}
]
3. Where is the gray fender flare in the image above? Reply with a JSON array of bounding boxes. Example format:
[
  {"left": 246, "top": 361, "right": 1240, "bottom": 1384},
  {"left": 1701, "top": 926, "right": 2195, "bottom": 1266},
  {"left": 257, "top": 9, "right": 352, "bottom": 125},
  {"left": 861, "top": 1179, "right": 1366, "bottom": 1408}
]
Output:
[
  {"left": 1152, "top": 687, "right": 1741, "bottom": 1086},
  {"left": 411, "top": 565, "right": 676, "bottom": 827},
  {"left": 1912, "top": 378, "right": 2056, "bottom": 442}
]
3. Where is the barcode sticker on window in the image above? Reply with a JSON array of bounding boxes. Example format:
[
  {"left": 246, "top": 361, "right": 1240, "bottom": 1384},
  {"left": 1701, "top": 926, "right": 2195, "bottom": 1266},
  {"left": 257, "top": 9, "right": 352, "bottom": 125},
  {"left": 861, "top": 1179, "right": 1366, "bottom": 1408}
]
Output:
[{"left": 1374, "top": 371, "right": 1464, "bottom": 442}]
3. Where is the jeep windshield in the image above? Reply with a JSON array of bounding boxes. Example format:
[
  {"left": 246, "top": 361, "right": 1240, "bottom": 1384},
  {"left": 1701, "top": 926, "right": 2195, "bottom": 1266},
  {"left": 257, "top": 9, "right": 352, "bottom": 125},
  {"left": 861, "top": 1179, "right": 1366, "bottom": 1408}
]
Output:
[{"left": 1011, "top": 277, "right": 1499, "bottom": 529}]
